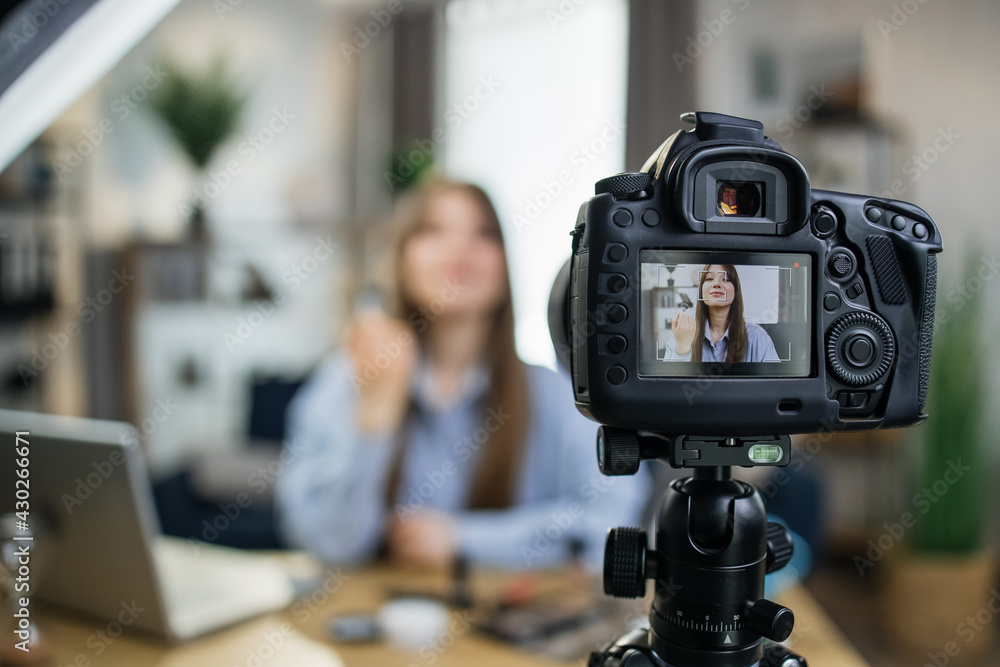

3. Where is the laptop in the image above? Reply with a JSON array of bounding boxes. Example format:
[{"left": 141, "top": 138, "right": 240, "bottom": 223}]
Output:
[{"left": 0, "top": 409, "right": 295, "bottom": 641}]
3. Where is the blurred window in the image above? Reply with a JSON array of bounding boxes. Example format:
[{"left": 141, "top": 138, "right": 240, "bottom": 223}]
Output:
[{"left": 444, "top": 0, "right": 629, "bottom": 367}]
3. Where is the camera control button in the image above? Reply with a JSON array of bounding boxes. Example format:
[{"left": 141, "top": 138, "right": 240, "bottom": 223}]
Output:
[
  {"left": 641, "top": 209, "right": 661, "bottom": 227},
  {"left": 823, "top": 292, "right": 842, "bottom": 311},
  {"left": 605, "top": 243, "right": 628, "bottom": 263},
  {"left": 605, "top": 303, "right": 627, "bottom": 324},
  {"left": 812, "top": 207, "right": 837, "bottom": 236},
  {"left": 891, "top": 215, "right": 906, "bottom": 231},
  {"left": 604, "top": 335, "right": 627, "bottom": 355},
  {"left": 838, "top": 392, "right": 869, "bottom": 408},
  {"left": 605, "top": 274, "right": 628, "bottom": 294},
  {"left": 846, "top": 282, "right": 864, "bottom": 300},
  {"left": 613, "top": 209, "right": 633, "bottom": 227},
  {"left": 865, "top": 207, "right": 882, "bottom": 223},
  {"left": 913, "top": 223, "right": 928, "bottom": 239},
  {"left": 606, "top": 366, "right": 627, "bottom": 385},
  {"left": 826, "top": 311, "right": 895, "bottom": 387},
  {"left": 828, "top": 252, "right": 854, "bottom": 280},
  {"left": 847, "top": 336, "right": 874, "bottom": 365},
  {"left": 599, "top": 274, "right": 628, "bottom": 295}
]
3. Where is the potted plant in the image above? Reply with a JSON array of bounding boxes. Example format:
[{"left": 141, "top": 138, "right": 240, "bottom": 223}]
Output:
[
  {"left": 881, "top": 254, "right": 995, "bottom": 661},
  {"left": 148, "top": 57, "right": 246, "bottom": 242}
]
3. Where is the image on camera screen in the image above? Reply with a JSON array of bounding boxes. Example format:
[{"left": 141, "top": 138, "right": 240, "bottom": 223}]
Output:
[{"left": 638, "top": 250, "right": 812, "bottom": 377}]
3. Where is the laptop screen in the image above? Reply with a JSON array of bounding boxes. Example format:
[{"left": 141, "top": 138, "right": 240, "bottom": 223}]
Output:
[{"left": 0, "top": 409, "right": 172, "bottom": 634}]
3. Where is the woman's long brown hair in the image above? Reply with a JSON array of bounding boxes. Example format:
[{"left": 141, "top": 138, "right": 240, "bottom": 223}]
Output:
[
  {"left": 691, "top": 264, "right": 748, "bottom": 364},
  {"left": 380, "top": 179, "right": 529, "bottom": 510}
]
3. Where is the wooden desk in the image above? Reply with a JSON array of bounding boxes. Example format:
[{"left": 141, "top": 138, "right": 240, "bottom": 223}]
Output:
[{"left": 35, "top": 558, "right": 869, "bottom": 667}]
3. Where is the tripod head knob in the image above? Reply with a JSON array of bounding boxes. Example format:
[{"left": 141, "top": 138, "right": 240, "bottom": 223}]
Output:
[
  {"left": 597, "top": 427, "right": 641, "bottom": 476},
  {"left": 604, "top": 527, "right": 649, "bottom": 598},
  {"left": 760, "top": 643, "right": 809, "bottom": 666},
  {"left": 744, "top": 599, "right": 794, "bottom": 642},
  {"left": 765, "top": 522, "right": 794, "bottom": 574}
]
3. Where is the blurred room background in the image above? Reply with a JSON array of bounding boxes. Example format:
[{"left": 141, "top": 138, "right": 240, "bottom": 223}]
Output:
[{"left": 1, "top": 0, "right": 998, "bottom": 664}]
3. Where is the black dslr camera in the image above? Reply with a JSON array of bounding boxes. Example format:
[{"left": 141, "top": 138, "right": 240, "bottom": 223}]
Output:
[
  {"left": 550, "top": 111, "right": 941, "bottom": 469},
  {"left": 548, "top": 113, "right": 941, "bottom": 667}
]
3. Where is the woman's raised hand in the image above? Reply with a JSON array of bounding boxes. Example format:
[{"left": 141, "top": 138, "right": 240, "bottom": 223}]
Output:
[
  {"left": 672, "top": 311, "right": 696, "bottom": 356},
  {"left": 347, "top": 313, "right": 419, "bottom": 434}
]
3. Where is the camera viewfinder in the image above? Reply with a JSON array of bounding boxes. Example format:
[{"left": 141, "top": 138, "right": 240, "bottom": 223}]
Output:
[{"left": 718, "top": 181, "right": 763, "bottom": 217}]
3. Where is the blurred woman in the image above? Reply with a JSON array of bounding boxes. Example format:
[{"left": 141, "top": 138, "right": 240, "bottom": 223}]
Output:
[
  {"left": 669, "top": 264, "right": 779, "bottom": 363},
  {"left": 275, "top": 179, "right": 648, "bottom": 569}
]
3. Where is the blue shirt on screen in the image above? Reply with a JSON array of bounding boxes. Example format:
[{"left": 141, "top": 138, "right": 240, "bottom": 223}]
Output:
[
  {"left": 274, "top": 354, "right": 650, "bottom": 571},
  {"left": 666, "top": 320, "right": 780, "bottom": 362}
]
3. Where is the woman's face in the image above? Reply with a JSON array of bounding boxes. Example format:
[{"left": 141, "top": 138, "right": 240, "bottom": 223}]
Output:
[
  {"left": 701, "top": 265, "right": 735, "bottom": 309},
  {"left": 401, "top": 189, "right": 508, "bottom": 318}
]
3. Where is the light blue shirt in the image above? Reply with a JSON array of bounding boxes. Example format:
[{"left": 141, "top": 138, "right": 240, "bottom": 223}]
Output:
[
  {"left": 274, "top": 354, "right": 650, "bottom": 571},
  {"left": 666, "top": 320, "right": 780, "bottom": 363}
]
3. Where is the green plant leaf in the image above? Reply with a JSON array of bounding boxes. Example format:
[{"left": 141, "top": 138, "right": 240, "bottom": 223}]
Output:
[
  {"left": 915, "top": 253, "right": 990, "bottom": 553},
  {"left": 147, "top": 57, "right": 248, "bottom": 170}
]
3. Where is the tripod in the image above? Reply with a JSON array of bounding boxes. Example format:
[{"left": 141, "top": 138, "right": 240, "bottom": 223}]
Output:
[{"left": 589, "top": 432, "right": 808, "bottom": 667}]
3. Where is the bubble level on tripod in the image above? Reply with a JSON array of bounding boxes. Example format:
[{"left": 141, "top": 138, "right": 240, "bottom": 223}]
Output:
[{"left": 748, "top": 444, "right": 782, "bottom": 463}]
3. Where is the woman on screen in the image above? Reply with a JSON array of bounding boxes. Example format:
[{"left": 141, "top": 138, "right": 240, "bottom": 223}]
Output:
[
  {"left": 669, "top": 264, "right": 780, "bottom": 363},
  {"left": 275, "top": 179, "right": 647, "bottom": 570}
]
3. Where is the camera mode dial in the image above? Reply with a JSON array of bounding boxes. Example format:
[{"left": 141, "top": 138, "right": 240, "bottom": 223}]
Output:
[
  {"left": 596, "top": 173, "right": 652, "bottom": 199},
  {"left": 826, "top": 311, "right": 895, "bottom": 387}
]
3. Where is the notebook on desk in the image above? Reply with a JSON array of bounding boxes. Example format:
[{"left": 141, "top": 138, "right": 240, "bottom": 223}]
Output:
[{"left": 0, "top": 409, "right": 295, "bottom": 642}]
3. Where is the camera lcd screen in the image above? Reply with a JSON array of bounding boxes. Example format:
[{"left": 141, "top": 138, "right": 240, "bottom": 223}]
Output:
[{"left": 638, "top": 250, "right": 812, "bottom": 377}]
